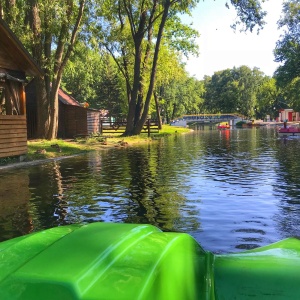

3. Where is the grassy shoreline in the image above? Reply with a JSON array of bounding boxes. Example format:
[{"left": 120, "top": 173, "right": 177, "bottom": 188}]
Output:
[{"left": 0, "top": 125, "right": 191, "bottom": 168}]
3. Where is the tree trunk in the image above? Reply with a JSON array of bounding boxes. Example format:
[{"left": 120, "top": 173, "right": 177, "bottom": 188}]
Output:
[
  {"left": 1, "top": 0, "right": 16, "bottom": 22},
  {"left": 123, "top": 1, "right": 170, "bottom": 136},
  {"left": 46, "top": 0, "right": 85, "bottom": 140},
  {"left": 124, "top": 14, "right": 145, "bottom": 135},
  {"left": 132, "top": 0, "right": 171, "bottom": 135},
  {"left": 46, "top": 78, "right": 60, "bottom": 139},
  {"left": 28, "top": 0, "right": 50, "bottom": 138},
  {"left": 171, "top": 103, "right": 177, "bottom": 120},
  {"left": 166, "top": 109, "right": 170, "bottom": 124},
  {"left": 154, "top": 91, "right": 162, "bottom": 130},
  {"left": 36, "top": 77, "right": 50, "bottom": 138}
]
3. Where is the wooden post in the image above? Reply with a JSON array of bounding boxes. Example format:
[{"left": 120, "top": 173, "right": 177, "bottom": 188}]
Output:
[
  {"left": 100, "top": 119, "right": 103, "bottom": 135},
  {"left": 147, "top": 119, "right": 150, "bottom": 137}
]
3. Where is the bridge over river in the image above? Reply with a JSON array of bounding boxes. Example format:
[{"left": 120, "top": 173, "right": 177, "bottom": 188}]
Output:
[{"left": 171, "top": 113, "right": 245, "bottom": 126}]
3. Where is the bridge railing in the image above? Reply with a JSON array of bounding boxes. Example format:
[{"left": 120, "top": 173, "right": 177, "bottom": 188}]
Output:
[{"left": 181, "top": 114, "right": 246, "bottom": 122}]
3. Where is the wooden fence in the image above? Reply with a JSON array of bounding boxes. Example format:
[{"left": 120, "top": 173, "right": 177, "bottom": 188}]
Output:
[{"left": 100, "top": 119, "right": 159, "bottom": 137}]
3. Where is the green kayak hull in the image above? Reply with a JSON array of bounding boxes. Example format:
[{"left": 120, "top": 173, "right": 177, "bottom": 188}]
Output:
[{"left": 0, "top": 222, "right": 299, "bottom": 299}]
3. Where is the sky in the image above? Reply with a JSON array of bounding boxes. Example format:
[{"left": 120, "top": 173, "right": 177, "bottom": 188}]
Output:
[{"left": 182, "top": 0, "right": 284, "bottom": 80}]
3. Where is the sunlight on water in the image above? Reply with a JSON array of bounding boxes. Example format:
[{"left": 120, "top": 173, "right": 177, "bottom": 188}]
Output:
[{"left": 1, "top": 126, "right": 300, "bottom": 253}]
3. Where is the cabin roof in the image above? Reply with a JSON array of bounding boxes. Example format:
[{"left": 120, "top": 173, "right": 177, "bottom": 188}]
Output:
[
  {"left": 58, "top": 88, "right": 81, "bottom": 107},
  {"left": 0, "top": 19, "right": 43, "bottom": 77}
]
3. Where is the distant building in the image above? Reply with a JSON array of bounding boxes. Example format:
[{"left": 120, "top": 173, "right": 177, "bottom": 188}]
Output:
[
  {"left": 278, "top": 109, "right": 300, "bottom": 122},
  {"left": 26, "top": 80, "right": 103, "bottom": 139}
]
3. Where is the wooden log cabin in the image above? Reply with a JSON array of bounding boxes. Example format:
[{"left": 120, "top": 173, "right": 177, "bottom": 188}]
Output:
[
  {"left": 26, "top": 80, "right": 102, "bottom": 139},
  {"left": 0, "top": 19, "right": 42, "bottom": 158},
  {"left": 57, "top": 88, "right": 102, "bottom": 138}
]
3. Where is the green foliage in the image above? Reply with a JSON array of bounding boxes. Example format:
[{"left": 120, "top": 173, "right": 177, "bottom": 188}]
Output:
[
  {"left": 229, "top": 0, "right": 267, "bottom": 33},
  {"left": 154, "top": 71, "right": 205, "bottom": 123},
  {"left": 274, "top": 0, "right": 300, "bottom": 86},
  {"left": 202, "top": 66, "right": 265, "bottom": 118},
  {"left": 204, "top": 69, "right": 239, "bottom": 114},
  {"left": 1, "top": 0, "right": 269, "bottom": 137},
  {"left": 62, "top": 45, "right": 127, "bottom": 117},
  {"left": 235, "top": 120, "right": 247, "bottom": 127},
  {"left": 90, "top": 0, "right": 267, "bottom": 135},
  {"left": 61, "top": 43, "right": 102, "bottom": 103},
  {"left": 0, "top": 156, "right": 20, "bottom": 166},
  {"left": 281, "top": 77, "right": 300, "bottom": 112},
  {"left": 164, "top": 15, "right": 200, "bottom": 58},
  {"left": 96, "top": 56, "right": 128, "bottom": 118},
  {"left": 256, "top": 77, "right": 281, "bottom": 119}
]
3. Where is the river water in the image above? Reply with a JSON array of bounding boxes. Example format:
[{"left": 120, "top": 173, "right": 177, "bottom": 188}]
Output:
[{"left": 1, "top": 126, "right": 300, "bottom": 253}]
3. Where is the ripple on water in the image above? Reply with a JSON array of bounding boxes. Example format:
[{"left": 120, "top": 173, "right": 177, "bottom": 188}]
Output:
[{"left": 1, "top": 128, "right": 300, "bottom": 253}]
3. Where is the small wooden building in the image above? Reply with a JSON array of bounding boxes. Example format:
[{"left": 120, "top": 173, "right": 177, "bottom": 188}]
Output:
[
  {"left": 26, "top": 81, "right": 102, "bottom": 139},
  {"left": 0, "top": 19, "right": 42, "bottom": 158},
  {"left": 57, "top": 88, "right": 102, "bottom": 138}
]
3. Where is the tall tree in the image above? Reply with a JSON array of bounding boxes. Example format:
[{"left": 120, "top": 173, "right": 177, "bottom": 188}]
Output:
[
  {"left": 154, "top": 45, "right": 189, "bottom": 125},
  {"left": 274, "top": 0, "right": 300, "bottom": 86},
  {"left": 97, "top": 55, "right": 127, "bottom": 119},
  {"left": 94, "top": 0, "right": 199, "bottom": 135},
  {"left": 203, "top": 66, "right": 265, "bottom": 118},
  {"left": 256, "top": 77, "right": 281, "bottom": 119},
  {"left": 204, "top": 69, "right": 238, "bottom": 113},
  {"left": 234, "top": 66, "right": 265, "bottom": 118},
  {"left": 1, "top": 0, "right": 267, "bottom": 138},
  {"left": 1, "top": 0, "right": 86, "bottom": 139},
  {"left": 94, "top": 0, "right": 267, "bottom": 136},
  {"left": 61, "top": 43, "right": 104, "bottom": 105},
  {"left": 62, "top": 46, "right": 126, "bottom": 118},
  {"left": 281, "top": 77, "right": 300, "bottom": 111},
  {"left": 274, "top": 0, "right": 300, "bottom": 112},
  {"left": 158, "top": 73, "right": 204, "bottom": 122}
]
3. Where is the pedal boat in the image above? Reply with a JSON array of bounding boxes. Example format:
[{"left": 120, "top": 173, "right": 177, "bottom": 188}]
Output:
[
  {"left": 217, "top": 122, "right": 230, "bottom": 129},
  {"left": 0, "top": 222, "right": 300, "bottom": 299},
  {"left": 278, "top": 126, "right": 300, "bottom": 136}
]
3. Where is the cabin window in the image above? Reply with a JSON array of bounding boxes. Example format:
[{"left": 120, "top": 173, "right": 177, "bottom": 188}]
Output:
[{"left": 0, "top": 80, "right": 22, "bottom": 115}]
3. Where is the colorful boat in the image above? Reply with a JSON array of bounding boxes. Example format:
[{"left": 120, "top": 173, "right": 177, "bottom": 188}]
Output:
[
  {"left": 278, "top": 126, "right": 300, "bottom": 136},
  {"left": 1, "top": 222, "right": 300, "bottom": 299},
  {"left": 217, "top": 122, "right": 230, "bottom": 129}
]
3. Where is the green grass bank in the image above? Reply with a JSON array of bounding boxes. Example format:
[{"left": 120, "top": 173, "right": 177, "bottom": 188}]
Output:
[{"left": 0, "top": 125, "right": 191, "bottom": 167}]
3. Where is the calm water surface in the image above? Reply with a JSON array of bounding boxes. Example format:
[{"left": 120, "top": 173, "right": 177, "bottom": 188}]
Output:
[{"left": 1, "top": 126, "right": 300, "bottom": 253}]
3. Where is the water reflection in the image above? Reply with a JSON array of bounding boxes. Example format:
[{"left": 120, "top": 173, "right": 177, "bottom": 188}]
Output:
[
  {"left": 0, "top": 170, "right": 32, "bottom": 240},
  {"left": 274, "top": 136, "right": 300, "bottom": 238},
  {"left": 0, "top": 127, "right": 300, "bottom": 253}
]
